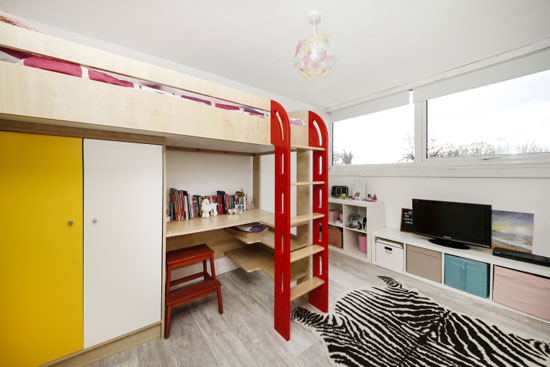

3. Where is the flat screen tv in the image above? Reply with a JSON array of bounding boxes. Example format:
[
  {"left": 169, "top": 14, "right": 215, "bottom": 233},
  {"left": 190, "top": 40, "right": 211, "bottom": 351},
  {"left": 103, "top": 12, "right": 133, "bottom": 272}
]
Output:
[{"left": 412, "top": 199, "right": 492, "bottom": 250}]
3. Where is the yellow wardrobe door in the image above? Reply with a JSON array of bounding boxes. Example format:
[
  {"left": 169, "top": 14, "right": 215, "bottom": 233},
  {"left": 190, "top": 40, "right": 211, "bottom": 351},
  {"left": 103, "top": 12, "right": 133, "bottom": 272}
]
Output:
[{"left": 0, "top": 131, "right": 83, "bottom": 366}]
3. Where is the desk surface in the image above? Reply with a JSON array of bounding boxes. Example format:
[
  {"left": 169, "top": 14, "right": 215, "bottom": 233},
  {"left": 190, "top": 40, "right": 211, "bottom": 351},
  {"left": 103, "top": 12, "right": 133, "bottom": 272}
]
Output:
[{"left": 166, "top": 209, "right": 273, "bottom": 237}]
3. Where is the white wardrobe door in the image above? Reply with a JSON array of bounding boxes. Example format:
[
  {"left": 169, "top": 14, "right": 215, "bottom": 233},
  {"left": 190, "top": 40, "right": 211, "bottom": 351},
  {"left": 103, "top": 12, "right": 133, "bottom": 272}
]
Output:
[{"left": 84, "top": 139, "right": 162, "bottom": 348}]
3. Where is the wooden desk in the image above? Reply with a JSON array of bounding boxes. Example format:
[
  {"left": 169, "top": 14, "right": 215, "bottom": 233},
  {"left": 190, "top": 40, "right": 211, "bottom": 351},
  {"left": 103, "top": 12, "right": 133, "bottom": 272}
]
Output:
[
  {"left": 165, "top": 209, "right": 311, "bottom": 282},
  {"left": 166, "top": 209, "right": 273, "bottom": 237}
]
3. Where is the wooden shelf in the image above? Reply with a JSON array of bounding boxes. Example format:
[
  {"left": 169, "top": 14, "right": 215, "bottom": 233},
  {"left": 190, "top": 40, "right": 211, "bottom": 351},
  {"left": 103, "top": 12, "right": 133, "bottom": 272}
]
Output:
[
  {"left": 226, "top": 227, "right": 307, "bottom": 251},
  {"left": 291, "top": 181, "right": 324, "bottom": 186},
  {"left": 345, "top": 226, "right": 368, "bottom": 235},
  {"left": 224, "top": 227, "right": 268, "bottom": 244},
  {"left": 261, "top": 213, "right": 324, "bottom": 228},
  {"left": 291, "top": 145, "right": 325, "bottom": 151},
  {"left": 225, "top": 246, "right": 308, "bottom": 281},
  {"left": 329, "top": 222, "right": 343, "bottom": 228},
  {"left": 166, "top": 209, "right": 273, "bottom": 237},
  {"left": 290, "top": 245, "right": 324, "bottom": 263},
  {"left": 328, "top": 197, "right": 382, "bottom": 208},
  {"left": 290, "top": 277, "right": 325, "bottom": 301}
]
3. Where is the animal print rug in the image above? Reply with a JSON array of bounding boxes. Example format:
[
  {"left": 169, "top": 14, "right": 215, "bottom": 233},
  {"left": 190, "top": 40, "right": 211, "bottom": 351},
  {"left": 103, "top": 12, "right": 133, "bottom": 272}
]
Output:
[{"left": 292, "top": 276, "right": 550, "bottom": 367}]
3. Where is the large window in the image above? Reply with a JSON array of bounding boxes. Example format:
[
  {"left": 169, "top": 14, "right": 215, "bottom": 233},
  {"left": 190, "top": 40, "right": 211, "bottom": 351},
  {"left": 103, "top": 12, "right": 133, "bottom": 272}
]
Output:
[
  {"left": 332, "top": 103, "right": 414, "bottom": 165},
  {"left": 427, "top": 70, "right": 550, "bottom": 159}
]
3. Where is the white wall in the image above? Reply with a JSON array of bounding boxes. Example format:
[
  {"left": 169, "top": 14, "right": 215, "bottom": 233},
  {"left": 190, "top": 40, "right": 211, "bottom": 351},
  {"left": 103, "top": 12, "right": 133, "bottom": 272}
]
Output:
[
  {"left": 330, "top": 175, "right": 550, "bottom": 257},
  {"left": 166, "top": 150, "right": 252, "bottom": 202}
]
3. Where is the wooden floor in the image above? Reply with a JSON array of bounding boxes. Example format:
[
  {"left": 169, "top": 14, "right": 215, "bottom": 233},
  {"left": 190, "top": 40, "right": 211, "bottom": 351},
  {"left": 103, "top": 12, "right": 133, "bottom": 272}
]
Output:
[{"left": 90, "top": 249, "right": 550, "bottom": 367}]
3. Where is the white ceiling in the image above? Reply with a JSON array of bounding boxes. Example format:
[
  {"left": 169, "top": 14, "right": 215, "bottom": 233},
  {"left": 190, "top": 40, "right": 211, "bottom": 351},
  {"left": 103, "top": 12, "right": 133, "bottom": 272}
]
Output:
[{"left": 1, "top": 0, "right": 549, "bottom": 110}]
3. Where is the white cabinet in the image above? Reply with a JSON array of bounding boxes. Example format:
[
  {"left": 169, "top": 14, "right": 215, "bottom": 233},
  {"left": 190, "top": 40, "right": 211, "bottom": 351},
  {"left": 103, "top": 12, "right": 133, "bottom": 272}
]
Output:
[
  {"left": 374, "top": 238, "right": 404, "bottom": 272},
  {"left": 328, "top": 198, "right": 385, "bottom": 263},
  {"left": 84, "top": 139, "right": 163, "bottom": 348}
]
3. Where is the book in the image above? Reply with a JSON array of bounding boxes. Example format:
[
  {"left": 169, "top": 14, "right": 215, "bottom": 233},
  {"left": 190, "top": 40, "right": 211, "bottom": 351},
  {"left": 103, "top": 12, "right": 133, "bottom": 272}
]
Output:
[{"left": 169, "top": 188, "right": 250, "bottom": 221}]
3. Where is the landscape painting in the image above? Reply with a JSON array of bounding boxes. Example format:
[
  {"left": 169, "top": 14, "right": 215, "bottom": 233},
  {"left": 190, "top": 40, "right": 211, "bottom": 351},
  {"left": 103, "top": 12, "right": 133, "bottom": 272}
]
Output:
[{"left": 492, "top": 210, "right": 534, "bottom": 253}]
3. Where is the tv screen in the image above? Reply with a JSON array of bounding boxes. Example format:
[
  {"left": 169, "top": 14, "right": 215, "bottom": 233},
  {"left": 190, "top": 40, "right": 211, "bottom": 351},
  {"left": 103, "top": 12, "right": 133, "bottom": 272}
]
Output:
[{"left": 412, "top": 199, "right": 492, "bottom": 249}]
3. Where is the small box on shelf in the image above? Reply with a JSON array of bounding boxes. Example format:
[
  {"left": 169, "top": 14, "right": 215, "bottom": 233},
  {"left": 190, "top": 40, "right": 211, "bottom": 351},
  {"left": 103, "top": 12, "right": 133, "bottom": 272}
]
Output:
[
  {"left": 328, "top": 226, "right": 343, "bottom": 248},
  {"left": 358, "top": 234, "right": 367, "bottom": 254}
]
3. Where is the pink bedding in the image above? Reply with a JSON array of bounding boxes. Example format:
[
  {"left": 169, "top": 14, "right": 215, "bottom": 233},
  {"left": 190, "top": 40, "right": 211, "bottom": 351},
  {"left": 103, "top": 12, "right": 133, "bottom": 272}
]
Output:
[{"left": 0, "top": 45, "right": 269, "bottom": 118}]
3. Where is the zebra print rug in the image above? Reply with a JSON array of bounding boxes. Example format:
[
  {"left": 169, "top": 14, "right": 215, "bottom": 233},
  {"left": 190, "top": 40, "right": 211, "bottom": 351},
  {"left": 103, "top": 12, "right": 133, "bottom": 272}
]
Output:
[{"left": 292, "top": 276, "right": 550, "bottom": 367}]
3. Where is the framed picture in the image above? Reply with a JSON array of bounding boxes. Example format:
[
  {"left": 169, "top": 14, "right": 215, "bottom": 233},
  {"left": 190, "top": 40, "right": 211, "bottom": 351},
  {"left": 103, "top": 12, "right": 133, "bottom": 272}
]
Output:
[{"left": 492, "top": 210, "right": 534, "bottom": 253}]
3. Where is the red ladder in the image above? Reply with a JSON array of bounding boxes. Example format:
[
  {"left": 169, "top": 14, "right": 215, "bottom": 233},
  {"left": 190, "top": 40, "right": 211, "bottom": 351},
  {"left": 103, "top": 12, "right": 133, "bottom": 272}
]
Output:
[{"left": 271, "top": 103, "right": 329, "bottom": 340}]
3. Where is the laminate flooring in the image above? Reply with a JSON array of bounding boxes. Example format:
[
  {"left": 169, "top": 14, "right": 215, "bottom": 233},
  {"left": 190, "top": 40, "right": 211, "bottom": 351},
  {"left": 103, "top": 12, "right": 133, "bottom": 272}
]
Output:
[{"left": 90, "top": 249, "right": 550, "bottom": 367}]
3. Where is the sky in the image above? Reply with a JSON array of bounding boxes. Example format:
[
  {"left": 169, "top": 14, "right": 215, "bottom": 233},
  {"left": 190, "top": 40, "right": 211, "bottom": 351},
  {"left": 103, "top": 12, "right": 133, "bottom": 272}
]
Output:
[{"left": 333, "top": 70, "right": 550, "bottom": 165}]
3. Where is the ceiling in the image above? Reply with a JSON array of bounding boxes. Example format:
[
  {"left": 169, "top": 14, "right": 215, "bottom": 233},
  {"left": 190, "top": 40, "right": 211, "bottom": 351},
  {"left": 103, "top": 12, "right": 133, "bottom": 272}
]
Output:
[{"left": 1, "top": 0, "right": 549, "bottom": 110}]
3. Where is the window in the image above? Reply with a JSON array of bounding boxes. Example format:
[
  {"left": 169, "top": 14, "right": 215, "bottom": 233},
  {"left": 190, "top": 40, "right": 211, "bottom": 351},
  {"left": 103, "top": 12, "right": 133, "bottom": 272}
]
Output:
[
  {"left": 427, "top": 70, "right": 550, "bottom": 159},
  {"left": 332, "top": 103, "right": 414, "bottom": 165}
]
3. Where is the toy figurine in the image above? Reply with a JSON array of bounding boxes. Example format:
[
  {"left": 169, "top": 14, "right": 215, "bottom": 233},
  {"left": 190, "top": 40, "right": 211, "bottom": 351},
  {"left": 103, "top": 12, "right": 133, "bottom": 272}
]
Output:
[
  {"left": 201, "top": 199, "right": 218, "bottom": 218},
  {"left": 365, "top": 194, "right": 377, "bottom": 202}
]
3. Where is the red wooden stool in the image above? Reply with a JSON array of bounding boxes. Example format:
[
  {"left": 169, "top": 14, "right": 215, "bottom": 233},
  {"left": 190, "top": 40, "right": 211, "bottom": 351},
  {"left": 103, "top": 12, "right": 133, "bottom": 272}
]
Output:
[{"left": 165, "top": 244, "right": 223, "bottom": 338}]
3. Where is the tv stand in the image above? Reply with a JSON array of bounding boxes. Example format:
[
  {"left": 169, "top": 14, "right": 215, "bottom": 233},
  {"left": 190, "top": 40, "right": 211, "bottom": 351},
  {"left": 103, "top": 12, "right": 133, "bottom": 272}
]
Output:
[
  {"left": 429, "top": 238, "right": 470, "bottom": 250},
  {"left": 373, "top": 228, "right": 550, "bottom": 323}
]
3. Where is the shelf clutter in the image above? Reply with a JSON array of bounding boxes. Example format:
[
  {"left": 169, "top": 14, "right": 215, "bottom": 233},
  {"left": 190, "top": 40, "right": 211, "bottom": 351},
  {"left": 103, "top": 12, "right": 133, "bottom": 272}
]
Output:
[
  {"left": 327, "top": 197, "right": 385, "bottom": 263},
  {"left": 169, "top": 188, "right": 251, "bottom": 221}
]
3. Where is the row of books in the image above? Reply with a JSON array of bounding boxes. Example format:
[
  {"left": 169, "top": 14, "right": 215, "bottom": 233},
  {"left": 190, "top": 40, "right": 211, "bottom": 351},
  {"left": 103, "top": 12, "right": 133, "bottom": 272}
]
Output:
[{"left": 169, "top": 189, "right": 249, "bottom": 221}]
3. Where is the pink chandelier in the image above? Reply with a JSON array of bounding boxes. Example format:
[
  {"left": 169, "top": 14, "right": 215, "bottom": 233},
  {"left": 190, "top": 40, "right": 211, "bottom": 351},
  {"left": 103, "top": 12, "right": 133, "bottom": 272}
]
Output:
[{"left": 294, "top": 11, "right": 334, "bottom": 80}]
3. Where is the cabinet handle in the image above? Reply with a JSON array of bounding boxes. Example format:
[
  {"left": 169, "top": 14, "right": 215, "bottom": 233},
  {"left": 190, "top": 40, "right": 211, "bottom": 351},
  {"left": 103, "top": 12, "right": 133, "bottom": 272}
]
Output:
[
  {"left": 68, "top": 220, "right": 73, "bottom": 225},
  {"left": 92, "top": 218, "right": 98, "bottom": 224}
]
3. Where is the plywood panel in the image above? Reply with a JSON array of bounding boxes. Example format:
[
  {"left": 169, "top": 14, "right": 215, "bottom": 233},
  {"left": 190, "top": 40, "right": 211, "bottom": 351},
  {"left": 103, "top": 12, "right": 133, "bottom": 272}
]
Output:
[
  {"left": 0, "top": 22, "right": 270, "bottom": 110},
  {"left": 84, "top": 139, "right": 163, "bottom": 348},
  {"left": 0, "top": 62, "right": 271, "bottom": 145},
  {"left": 289, "top": 110, "right": 310, "bottom": 147},
  {"left": 0, "top": 132, "right": 83, "bottom": 366}
]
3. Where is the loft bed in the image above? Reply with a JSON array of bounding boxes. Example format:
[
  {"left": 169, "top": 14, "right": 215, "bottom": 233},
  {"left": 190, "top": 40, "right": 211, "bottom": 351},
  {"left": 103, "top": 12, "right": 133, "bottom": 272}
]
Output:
[
  {"left": 0, "top": 17, "right": 328, "bottom": 361},
  {"left": 0, "top": 21, "right": 314, "bottom": 149}
]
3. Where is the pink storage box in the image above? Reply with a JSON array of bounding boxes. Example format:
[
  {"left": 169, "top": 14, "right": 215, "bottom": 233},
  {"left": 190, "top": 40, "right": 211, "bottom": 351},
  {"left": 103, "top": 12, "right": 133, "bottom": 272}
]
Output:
[
  {"left": 358, "top": 234, "right": 367, "bottom": 253},
  {"left": 329, "top": 210, "right": 342, "bottom": 223},
  {"left": 492, "top": 266, "right": 550, "bottom": 320}
]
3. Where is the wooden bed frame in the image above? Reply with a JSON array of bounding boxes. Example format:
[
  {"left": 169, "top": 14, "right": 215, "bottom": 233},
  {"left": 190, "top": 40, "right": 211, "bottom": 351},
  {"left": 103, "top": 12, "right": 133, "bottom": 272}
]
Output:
[{"left": 0, "top": 21, "right": 329, "bottom": 365}]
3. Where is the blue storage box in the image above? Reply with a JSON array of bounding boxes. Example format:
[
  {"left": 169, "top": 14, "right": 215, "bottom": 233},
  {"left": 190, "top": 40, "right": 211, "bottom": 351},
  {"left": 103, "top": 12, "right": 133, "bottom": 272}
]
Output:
[{"left": 444, "top": 254, "right": 490, "bottom": 298}]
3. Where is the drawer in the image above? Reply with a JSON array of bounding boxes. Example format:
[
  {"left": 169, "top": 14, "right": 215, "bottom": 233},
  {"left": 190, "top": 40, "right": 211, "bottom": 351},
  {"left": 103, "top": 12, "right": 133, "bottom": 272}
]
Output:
[
  {"left": 406, "top": 245, "right": 442, "bottom": 283},
  {"left": 375, "top": 239, "right": 404, "bottom": 272},
  {"left": 444, "top": 254, "right": 489, "bottom": 298},
  {"left": 493, "top": 266, "right": 550, "bottom": 320}
]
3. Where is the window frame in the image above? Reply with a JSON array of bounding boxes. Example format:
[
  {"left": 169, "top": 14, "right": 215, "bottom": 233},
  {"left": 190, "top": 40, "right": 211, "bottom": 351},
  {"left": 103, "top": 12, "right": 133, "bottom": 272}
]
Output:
[
  {"left": 330, "top": 98, "right": 550, "bottom": 178},
  {"left": 331, "top": 101, "right": 417, "bottom": 167}
]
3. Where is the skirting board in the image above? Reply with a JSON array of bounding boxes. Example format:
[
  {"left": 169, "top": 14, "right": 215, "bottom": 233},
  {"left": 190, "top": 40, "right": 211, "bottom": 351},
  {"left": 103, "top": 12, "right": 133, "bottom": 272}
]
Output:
[{"left": 45, "top": 323, "right": 161, "bottom": 367}]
